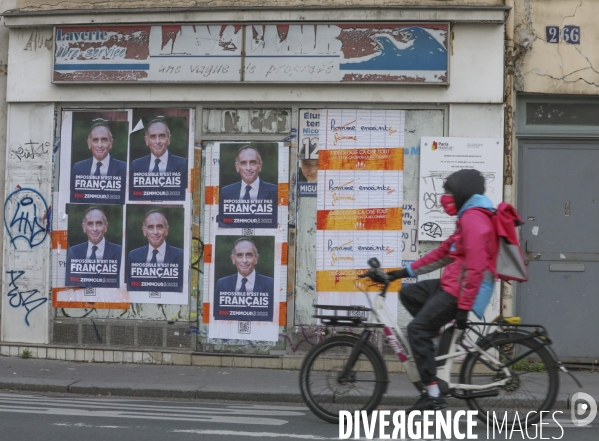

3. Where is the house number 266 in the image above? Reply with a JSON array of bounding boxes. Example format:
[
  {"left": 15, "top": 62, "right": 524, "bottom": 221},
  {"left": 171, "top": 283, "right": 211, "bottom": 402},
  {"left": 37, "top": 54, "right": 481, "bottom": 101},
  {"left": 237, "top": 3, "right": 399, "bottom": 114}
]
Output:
[{"left": 546, "top": 26, "right": 580, "bottom": 44}]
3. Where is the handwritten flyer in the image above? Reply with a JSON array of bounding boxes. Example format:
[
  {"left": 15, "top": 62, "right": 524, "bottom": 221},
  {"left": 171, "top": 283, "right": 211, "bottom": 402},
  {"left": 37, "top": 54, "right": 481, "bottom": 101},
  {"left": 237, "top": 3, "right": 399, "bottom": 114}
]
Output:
[
  {"left": 418, "top": 137, "right": 504, "bottom": 241},
  {"left": 315, "top": 110, "right": 405, "bottom": 321}
]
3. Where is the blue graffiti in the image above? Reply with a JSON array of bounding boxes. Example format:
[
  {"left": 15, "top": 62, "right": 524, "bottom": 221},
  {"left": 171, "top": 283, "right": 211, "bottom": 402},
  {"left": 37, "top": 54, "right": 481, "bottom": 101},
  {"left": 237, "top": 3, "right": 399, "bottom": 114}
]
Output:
[
  {"left": 185, "top": 325, "right": 202, "bottom": 335},
  {"left": 4, "top": 188, "right": 49, "bottom": 250},
  {"left": 6, "top": 270, "right": 48, "bottom": 326}
]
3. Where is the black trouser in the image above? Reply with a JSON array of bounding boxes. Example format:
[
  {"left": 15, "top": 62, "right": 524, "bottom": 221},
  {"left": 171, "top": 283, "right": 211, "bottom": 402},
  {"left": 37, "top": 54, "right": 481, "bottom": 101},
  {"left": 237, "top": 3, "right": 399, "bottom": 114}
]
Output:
[{"left": 399, "top": 279, "right": 458, "bottom": 385}]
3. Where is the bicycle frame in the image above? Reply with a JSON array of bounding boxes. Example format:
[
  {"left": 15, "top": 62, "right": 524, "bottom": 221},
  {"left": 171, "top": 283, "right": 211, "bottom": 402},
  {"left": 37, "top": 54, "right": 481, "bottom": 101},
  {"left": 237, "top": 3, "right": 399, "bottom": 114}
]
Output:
[{"left": 362, "top": 285, "right": 512, "bottom": 393}]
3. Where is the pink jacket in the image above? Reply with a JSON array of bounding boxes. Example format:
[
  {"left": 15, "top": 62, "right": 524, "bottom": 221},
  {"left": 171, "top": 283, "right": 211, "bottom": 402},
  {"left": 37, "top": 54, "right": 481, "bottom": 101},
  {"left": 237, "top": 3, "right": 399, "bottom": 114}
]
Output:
[{"left": 409, "top": 208, "right": 497, "bottom": 310}]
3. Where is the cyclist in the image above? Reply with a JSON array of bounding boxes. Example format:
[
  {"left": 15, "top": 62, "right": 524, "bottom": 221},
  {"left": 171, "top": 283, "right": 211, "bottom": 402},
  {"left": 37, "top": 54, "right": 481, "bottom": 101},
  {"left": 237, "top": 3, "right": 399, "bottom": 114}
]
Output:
[{"left": 387, "top": 169, "right": 497, "bottom": 412}]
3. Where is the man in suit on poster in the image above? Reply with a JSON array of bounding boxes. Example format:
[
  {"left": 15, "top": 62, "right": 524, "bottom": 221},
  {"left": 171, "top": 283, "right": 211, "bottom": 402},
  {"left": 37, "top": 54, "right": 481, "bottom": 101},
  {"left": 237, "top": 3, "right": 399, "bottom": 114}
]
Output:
[
  {"left": 127, "top": 210, "right": 184, "bottom": 291},
  {"left": 215, "top": 238, "right": 274, "bottom": 296},
  {"left": 218, "top": 146, "right": 278, "bottom": 228},
  {"left": 127, "top": 210, "right": 184, "bottom": 266},
  {"left": 129, "top": 120, "right": 187, "bottom": 178},
  {"left": 70, "top": 123, "right": 127, "bottom": 202},
  {"left": 65, "top": 207, "right": 122, "bottom": 287}
]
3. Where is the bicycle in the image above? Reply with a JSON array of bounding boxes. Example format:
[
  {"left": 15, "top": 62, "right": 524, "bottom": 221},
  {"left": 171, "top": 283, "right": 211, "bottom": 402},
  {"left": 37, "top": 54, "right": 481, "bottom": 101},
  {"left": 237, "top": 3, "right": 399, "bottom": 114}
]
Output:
[{"left": 299, "top": 258, "right": 580, "bottom": 426}]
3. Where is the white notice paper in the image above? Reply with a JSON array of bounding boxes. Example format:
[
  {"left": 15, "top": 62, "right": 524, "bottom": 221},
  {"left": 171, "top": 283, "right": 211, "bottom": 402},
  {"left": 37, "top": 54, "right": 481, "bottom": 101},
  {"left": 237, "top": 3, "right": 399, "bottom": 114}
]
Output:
[{"left": 418, "top": 137, "right": 503, "bottom": 241}]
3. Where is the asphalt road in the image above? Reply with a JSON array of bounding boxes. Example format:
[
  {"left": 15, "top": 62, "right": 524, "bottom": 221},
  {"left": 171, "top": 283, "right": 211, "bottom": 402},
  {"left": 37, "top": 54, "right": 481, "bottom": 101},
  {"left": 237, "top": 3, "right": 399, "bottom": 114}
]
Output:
[{"left": 0, "top": 391, "right": 595, "bottom": 440}]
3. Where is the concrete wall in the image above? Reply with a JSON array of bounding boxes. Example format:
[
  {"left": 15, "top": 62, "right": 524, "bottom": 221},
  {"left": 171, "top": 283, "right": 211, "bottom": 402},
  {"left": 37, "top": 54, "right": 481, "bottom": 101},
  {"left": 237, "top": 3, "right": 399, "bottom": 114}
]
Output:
[
  {"left": 514, "top": 0, "right": 599, "bottom": 94},
  {"left": 13, "top": 0, "right": 504, "bottom": 11},
  {"left": 0, "top": 0, "right": 18, "bottom": 334}
]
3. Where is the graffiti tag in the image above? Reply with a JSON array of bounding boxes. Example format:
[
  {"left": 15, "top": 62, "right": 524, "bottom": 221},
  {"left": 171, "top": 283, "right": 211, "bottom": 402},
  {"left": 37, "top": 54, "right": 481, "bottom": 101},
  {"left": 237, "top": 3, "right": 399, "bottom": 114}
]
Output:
[
  {"left": 4, "top": 188, "right": 49, "bottom": 249},
  {"left": 10, "top": 141, "right": 51, "bottom": 161},
  {"left": 6, "top": 270, "right": 48, "bottom": 326}
]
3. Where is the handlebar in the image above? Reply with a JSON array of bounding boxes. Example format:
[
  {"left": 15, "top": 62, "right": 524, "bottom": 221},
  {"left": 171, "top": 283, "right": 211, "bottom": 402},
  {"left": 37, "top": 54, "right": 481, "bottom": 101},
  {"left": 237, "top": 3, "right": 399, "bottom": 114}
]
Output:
[{"left": 358, "top": 258, "right": 390, "bottom": 294}]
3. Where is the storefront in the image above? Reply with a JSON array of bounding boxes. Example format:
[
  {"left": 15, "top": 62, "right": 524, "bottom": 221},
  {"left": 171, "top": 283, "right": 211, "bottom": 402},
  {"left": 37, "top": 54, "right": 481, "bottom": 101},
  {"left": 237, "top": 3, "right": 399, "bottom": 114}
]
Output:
[{"left": 1, "top": 6, "right": 507, "bottom": 357}]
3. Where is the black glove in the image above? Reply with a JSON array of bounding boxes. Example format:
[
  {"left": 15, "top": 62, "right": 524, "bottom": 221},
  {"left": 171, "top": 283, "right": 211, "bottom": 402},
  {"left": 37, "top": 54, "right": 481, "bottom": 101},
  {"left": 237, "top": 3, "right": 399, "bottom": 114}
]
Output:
[
  {"left": 386, "top": 268, "right": 410, "bottom": 282},
  {"left": 455, "top": 309, "right": 470, "bottom": 330}
]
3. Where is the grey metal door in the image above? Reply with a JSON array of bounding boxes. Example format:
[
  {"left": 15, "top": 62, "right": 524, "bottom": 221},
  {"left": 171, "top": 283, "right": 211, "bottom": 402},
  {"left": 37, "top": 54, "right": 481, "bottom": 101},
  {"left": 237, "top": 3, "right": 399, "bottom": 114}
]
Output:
[{"left": 518, "top": 140, "right": 599, "bottom": 362}]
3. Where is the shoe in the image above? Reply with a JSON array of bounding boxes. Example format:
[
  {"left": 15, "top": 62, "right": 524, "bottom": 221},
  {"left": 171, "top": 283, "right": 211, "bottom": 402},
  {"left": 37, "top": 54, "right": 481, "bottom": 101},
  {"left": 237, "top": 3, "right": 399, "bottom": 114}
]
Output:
[{"left": 406, "top": 392, "right": 447, "bottom": 413}]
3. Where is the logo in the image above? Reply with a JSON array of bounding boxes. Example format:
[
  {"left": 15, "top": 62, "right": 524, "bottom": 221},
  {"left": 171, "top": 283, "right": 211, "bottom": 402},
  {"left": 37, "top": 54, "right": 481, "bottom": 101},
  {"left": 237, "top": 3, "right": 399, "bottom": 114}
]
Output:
[
  {"left": 571, "top": 392, "right": 597, "bottom": 426},
  {"left": 431, "top": 140, "right": 453, "bottom": 151}
]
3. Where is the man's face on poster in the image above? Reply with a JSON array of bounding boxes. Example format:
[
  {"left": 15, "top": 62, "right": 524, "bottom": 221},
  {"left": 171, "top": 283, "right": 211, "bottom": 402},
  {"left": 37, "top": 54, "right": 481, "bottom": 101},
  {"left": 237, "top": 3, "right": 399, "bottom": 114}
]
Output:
[
  {"left": 82, "top": 209, "right": 108, "bottom": 246},
  {"left": 301, "top": 159, "right": 318, "bottom": 183},
  {"left": 144, "top": 122, "right": 172, "bottom": 159},
  {"left": 234, "top": 148, "right": 263, "bottom": 186},
  {"left": 143, "top": 212, "right": 169, "bottom": 249},
  {"left": 230, "top": 240, "right": 259, "bottom": 278},
  {"left": 87, "top": 125, "right": 114, "bottom": 162}
]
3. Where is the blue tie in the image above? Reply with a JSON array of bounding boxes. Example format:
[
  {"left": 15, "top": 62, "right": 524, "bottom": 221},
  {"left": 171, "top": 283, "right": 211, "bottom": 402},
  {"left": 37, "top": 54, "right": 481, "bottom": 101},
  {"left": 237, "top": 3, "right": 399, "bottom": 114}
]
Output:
[
  {"left": 243, "top": 185, "right": 252, "bottom": 200},
  {"left": 239, "top": 278, "right": 248, "bottom": 292},
  {"left": 94, "top": 162, "right": 102, "bottom": 177},
  {"left": 150, "top": 249, "right": 158, "bottom": 264},
  {"left": 152, "top": 158, "right": 161, "bottom": 173},
  {"left": 90, "top": 245, "right": 98, "bottom": 260}
]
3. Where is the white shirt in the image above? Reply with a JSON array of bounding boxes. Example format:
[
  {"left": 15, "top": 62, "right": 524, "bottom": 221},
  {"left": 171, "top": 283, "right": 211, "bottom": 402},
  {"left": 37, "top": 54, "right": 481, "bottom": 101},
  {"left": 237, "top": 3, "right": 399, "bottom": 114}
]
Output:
[
  {"left": 238, "top": 177, "right": 260, "bottom": 200},
  {"left": 235, "top": 270, "right": 256, "bottom": 292},
  {"left": 146, "top": 241, "right": 167, "bottom": 264},
  {"left": 148, "top": 151, "right": 168, "bottom": 174},
  {"left": 91, "top": 154, "right": 110, "bottom": 177},
  {"left": 86, "top": 238, "right": 105, "bottom": 260}
]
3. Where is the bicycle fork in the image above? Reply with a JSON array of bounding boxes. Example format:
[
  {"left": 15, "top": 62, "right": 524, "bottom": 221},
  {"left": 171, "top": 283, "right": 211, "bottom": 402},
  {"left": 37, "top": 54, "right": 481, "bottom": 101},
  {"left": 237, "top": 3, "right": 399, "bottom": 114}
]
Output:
[{"left": 338, "top": 330, "right": 372, "bottom": 382}]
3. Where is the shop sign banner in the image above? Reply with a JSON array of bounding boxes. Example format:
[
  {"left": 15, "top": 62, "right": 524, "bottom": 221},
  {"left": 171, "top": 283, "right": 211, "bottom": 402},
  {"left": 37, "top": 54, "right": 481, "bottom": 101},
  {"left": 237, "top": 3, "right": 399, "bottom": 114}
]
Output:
[
  {"left": 418, "top": 137, "right": 504, "bottom": 241},
  {"left": 53, "top": 24, "right": 448, "bottom": 84},
  {"left": 316, "top": 110, "right": 405, "bottom": 320},
  {"left": 203, "top": 142, "right": 288, "bottom": 342},
  {"left": 54, "top": 109, "right": 193, "bottom": 307}
]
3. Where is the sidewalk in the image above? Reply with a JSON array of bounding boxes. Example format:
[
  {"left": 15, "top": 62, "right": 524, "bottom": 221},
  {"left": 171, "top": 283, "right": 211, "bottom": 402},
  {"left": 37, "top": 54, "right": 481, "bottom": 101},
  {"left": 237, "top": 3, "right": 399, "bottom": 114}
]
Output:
[{"left": 0, "top": 355, "right": 596, "bottom": 407}]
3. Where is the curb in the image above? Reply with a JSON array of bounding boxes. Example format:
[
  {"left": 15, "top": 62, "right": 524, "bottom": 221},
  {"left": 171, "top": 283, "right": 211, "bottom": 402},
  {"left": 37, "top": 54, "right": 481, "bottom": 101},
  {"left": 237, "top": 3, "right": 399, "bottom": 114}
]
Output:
[{"left": 0, "top": 380, "right": 569, "bottom": 409}]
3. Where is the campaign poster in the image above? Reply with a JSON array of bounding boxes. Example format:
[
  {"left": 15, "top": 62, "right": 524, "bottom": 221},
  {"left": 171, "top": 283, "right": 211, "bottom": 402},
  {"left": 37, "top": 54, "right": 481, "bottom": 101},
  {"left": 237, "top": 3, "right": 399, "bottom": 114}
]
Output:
[
  {"left": 67, "top": 111, "right": 129, "bottom": 204},
  {"left": 299, "top": 109, "right": 320, "bottom": 159},
  {"left": 298, "top": 159, "right": 318, "bottom": 197},
  {"left": 64, "top": 204, "right": 123, "bottom": 288},
  {"left": 217, "top": 142, "right": 279, "bottom": 228},
  {"left": 128, "top": 109, "right": 190, "bottom": 202},
  {"left": 125, "top": 205, "right": 185, "bottom": 292},
  {"left": 212, "top": 235, "right": 275, "bottom": 322}
]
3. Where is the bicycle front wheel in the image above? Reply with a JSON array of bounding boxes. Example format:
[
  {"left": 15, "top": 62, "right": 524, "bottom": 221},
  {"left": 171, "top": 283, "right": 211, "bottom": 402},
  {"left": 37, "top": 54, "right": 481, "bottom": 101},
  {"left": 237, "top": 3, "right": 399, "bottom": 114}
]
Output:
[
  {"left": 299, "top": 334, "right": 387, "bottom": 424},
  {"left": 460, "top": 331, "right": 559, "bottom": 427}
]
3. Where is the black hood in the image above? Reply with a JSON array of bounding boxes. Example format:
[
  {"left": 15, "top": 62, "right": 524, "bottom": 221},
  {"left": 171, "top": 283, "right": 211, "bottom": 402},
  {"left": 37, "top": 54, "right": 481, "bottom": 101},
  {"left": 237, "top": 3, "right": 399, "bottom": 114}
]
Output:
[{"left": 443, "top": 169, "right": 485, "bottom": 211}]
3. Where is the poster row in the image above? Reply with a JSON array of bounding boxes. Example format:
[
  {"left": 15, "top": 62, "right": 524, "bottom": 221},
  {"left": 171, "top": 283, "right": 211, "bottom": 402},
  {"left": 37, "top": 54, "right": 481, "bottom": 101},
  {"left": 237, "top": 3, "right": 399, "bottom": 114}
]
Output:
[
  {"left": 57, "top": 203, "right": 187, "bottom": 293},
  {"left": 59, "top": 109, "right": 193, "bottom": 204}
]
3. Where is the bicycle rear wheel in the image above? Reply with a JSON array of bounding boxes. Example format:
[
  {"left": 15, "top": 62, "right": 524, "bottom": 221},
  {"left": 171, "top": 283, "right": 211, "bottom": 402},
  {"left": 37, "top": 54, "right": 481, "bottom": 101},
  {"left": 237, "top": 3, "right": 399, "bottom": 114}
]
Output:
[
  {"left": 299, "top": 334, "right": 387, "bottom": 424},
  {"left": 460, "top": 331, "right": 559, "bottom": 427}
]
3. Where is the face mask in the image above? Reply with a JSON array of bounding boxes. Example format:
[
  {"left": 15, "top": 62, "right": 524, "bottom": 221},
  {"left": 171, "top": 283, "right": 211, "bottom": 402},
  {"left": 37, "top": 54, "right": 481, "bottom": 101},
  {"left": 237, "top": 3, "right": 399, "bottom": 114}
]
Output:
[{"left": 440, "top": 194, "right": 457, "bottom": 216}]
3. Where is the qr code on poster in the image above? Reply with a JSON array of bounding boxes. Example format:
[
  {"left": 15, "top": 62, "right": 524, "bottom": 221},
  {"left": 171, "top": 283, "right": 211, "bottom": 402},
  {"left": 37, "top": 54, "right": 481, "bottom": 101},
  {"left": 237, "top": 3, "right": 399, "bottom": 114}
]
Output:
[
  {"left": 238, "top": 321, "right": 251, "bottom": 334},
  {"left": 149, "top": 292, "right": 161, "bottom": 298},
  {"left": 242, "top": 228, "right": 255, "bottom": 236},
  {"left": 84, "top": 288, "right": 96, "bottom": 296}
]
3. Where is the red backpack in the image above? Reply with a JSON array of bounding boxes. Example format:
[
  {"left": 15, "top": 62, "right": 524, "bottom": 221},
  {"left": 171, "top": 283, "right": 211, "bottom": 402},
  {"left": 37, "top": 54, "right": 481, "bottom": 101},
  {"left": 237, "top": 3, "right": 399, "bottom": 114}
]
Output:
[{"left": 475, "top": 202, "right": 528, "bottom": 283}]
